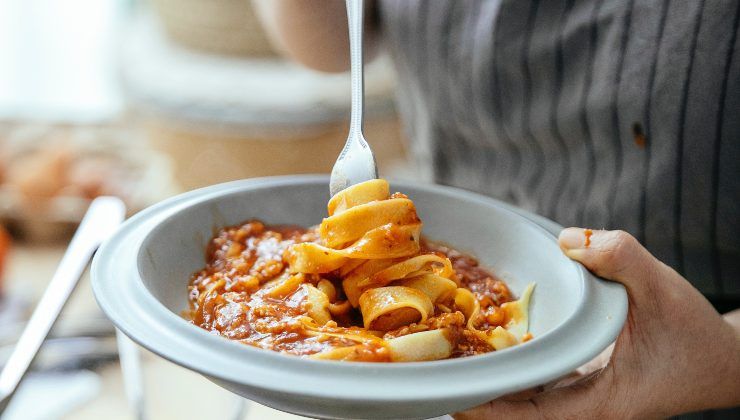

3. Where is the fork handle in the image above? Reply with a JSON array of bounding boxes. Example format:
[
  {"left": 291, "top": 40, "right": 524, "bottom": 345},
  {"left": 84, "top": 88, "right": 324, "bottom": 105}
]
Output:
[
  {"left": 0, "top": 197, "right": 125, "bottom": 412},
  {"left": 346, "top": 0, "right": 364, "bottom": 136}
]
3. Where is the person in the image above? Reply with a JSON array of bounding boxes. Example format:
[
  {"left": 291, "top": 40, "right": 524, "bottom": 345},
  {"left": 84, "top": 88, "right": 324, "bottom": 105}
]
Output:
[{"left": 253, "top": 1, "right": 740, "bottom": 418}]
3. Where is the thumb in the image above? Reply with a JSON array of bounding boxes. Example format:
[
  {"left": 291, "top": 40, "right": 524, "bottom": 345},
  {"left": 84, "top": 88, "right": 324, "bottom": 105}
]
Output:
[{"left": 558, "top": 228, "right": 678, "bottom": 295}]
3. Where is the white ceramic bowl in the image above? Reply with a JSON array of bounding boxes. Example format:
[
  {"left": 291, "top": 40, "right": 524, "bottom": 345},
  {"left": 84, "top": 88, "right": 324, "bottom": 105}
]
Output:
[{"left": 91, "top": 176, "right": 627, "bottom": 419}]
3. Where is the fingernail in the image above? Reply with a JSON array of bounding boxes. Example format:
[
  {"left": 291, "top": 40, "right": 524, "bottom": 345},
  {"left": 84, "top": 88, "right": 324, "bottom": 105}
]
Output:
[
  {"left": 559, "top": 227, "right": 588, "bottom": 250},
  {"left": 563, "top": 248, "right": 587, "bottom": 261}
]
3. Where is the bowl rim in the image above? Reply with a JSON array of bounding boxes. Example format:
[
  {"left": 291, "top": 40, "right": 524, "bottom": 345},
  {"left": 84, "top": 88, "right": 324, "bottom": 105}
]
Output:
[{"left": 91, "top": 175, "right": 627, "bottom": 403}]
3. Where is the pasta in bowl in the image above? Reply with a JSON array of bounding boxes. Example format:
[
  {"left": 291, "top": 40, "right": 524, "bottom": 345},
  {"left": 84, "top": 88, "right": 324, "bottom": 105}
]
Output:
[
  {"left": 187, "top": 179, "right": 534, "bottom": 362},
  {"left": 91, "top": 176, "right": 627, "bottom": 419}
]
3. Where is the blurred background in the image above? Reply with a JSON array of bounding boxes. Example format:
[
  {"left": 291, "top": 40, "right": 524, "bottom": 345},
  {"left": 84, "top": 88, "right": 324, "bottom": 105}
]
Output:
[{"left": 0, "top": 0, "right": 410, "bottom": 418}]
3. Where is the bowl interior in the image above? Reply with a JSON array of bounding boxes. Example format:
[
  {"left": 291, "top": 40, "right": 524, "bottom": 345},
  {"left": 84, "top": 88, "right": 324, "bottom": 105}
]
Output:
[{"left": 138, "top": 181, "right": 582, "bottom": 341}]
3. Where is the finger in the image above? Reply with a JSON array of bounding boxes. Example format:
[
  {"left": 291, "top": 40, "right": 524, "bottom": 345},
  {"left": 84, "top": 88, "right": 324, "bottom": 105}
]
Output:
[
  {"left": 454, "top": 385, "right": 599, "bottom": 420},
  {"left": 551, "top": 343, "right": 616, "bottom": 390},
  {"left": 498, "top": 385, "right": 545, "bottom": 402},
  {"left": 453, "top": 369, "right": 612, "bottom": 420},
  {"left": 575, "top": 342, "right": 614, "bottom": 377},
  {"left": 558, "top": 228, "right": 679, "bottom": 294}
]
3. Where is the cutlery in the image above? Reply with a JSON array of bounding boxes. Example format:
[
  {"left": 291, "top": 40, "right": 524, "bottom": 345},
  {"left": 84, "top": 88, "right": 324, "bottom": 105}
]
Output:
[
  {"left": 329, "top": 0, "right": 378, "bottom": 197},
  {"left": 116, "top": 331, "right": 146, "bottom": 420},
  {"left": 0, "top": 197, "right": 125, "bottom": 413}
]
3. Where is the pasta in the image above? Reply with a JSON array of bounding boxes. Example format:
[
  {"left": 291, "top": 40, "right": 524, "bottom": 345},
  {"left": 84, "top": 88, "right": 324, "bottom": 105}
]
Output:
[{"left": 187, "top": 179, "right": 534, "bottom": 362}]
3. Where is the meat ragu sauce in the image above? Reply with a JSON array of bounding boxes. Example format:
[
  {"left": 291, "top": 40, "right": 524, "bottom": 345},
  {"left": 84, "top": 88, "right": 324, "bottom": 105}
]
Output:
[{"left": 187, "top": 221, "right": 516, "bottom": 361}]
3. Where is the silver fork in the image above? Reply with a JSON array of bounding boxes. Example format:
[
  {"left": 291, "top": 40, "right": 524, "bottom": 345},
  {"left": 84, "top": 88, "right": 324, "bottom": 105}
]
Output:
[{"left": 329, "top": 0, "right": 378, "bottom": 197}]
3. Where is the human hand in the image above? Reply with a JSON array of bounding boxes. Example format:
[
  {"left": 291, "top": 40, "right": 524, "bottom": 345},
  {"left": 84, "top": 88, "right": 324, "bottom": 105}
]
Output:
[
  {"left": 251, "top": 0, "right": 379, "bottom": 72},
  {"left": 454, "top": 228, "right": 740, "bottom": 419}
]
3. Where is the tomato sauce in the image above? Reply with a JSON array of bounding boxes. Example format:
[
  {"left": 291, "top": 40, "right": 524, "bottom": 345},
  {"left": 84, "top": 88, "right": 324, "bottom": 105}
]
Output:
[{"left": 188, "top": 221, "right": 516, "bottom": 360}]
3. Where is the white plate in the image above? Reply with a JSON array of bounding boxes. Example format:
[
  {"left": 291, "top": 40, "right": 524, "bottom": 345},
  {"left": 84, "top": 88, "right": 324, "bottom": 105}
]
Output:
[{"left": 91, "top": 175, "right": 627, "bottom": 419}]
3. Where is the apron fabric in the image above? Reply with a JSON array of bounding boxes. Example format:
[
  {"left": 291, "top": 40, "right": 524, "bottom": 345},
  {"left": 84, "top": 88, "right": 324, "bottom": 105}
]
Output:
[{"left": 378, "top": 0, "right": 740, "bottom": 304}]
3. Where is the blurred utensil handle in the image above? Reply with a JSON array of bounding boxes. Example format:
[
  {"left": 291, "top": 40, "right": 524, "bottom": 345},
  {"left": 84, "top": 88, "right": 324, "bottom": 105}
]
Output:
[
  {"left": 0, "top": 197, "right": 126, "bottom": 413},
  {"left": 116, "top": 330, "right": 146, "bottom": 420}
]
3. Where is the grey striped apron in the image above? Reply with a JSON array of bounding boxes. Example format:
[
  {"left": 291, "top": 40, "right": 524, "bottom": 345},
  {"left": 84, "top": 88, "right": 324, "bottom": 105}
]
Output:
[{"left": 378, "top": 0, "right": 740, "bottom": 307}]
